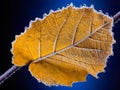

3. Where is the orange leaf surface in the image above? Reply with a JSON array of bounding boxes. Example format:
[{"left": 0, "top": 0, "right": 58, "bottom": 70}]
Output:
[{"left": 11, "top": 5, "right": 114, "bottom": 86}]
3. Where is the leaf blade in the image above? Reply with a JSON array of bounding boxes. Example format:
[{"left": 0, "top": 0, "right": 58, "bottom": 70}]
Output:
[{"left": 12, "top": 5, "right": 114, "bottom": 86}]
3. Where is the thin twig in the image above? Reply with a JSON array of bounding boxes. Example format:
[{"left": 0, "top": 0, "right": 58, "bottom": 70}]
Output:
[
  {"left": 113, "top": 11, "right": 120, "bottom": 23},
  {"left": 0, "top": 10, "right": 120, "bottom": 86},
  {"left": 0, "top": 65, "right": 21, "bottom": 85}
]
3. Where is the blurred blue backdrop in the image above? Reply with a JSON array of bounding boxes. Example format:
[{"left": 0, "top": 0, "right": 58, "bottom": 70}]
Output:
[{"left": 0, "top": 0, "right": 120, "bottom": 90}]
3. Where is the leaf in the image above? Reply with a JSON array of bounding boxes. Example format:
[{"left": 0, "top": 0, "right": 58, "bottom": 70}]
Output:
[{"left": 11, "top": 5, "right": 114, "bottom": 86}]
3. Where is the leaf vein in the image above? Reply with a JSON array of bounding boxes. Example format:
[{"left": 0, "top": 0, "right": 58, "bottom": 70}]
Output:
[
  {"left": 72, "top": 9, "right": 85, "bottom": 44},
  {"left": 53, "top": 12, "right": 71, "bottom": 52}
]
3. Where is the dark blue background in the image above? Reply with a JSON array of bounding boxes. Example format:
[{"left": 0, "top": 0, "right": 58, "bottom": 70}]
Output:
[{"left": 0, "top": 0, "right": 120, "bottom": 90}]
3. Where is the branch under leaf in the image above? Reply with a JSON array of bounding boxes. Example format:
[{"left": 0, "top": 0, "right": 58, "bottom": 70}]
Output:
[
  {"left": 113, "top": 11, "right": 120, "bottom": 23},
  {"left": 0, "top": 65, "right": 20, "bottom": 85},
  {"left": 0, "top": 10, "right": 120, "bottom": 86}
]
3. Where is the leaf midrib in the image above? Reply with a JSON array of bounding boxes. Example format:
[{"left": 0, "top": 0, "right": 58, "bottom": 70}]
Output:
[{"left": 34, "top": 22, "right": 110, "bottom": 63}]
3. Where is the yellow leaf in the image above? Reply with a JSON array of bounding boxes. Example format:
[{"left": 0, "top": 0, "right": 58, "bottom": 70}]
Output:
[{"left": 11, "top": 5, "right": 114, "bottom": 86}]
